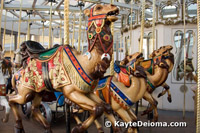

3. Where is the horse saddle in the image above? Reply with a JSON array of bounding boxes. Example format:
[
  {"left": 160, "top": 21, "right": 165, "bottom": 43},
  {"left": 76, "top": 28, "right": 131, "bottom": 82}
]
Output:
[
  {"left": 95, "top": 76, "right": 112, "bottom": 104},
  {"left": 22, "top": 41, "right": 60, "bottom": 60},
  {"left": 114, "top": 61, "right": 131, "bottom": 87},
  {"left": 140, "top": 59, "right": 154, "bottom": 75}
]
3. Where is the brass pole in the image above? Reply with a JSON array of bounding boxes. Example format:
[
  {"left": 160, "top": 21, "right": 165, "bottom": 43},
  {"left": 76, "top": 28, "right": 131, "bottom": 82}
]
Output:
[
  {"left": 78, "top": 6, "right": 82, "bottom": 52},
  {"left": 42, "top": 21, "right": 45, "bottom": 46},
  {"left": 140, "top": 0, "right": 145, "bottom": 52},
  {"left": 64, "top": 0, "right": 69, "bottom": 44},
  {"left": 72, "top": 14, "right": 75, "bottom": 47},
  {"left": 3, "top": 10, "right": 7, "bottom": 50},
  {"left": 183, "top": 0, "right": 186, "bottom": 119},
  {"left": 17, "top": 0, "right": 23, "bottom": 49},
  {"left": 196, "top": 0, "right": 200, "bottom": 132},
  {"left": 10, "top": 19, "right": 14, "bottom": 55},
  {"left": 27, "top": 14, "right": 31, "bottom": 40},
  {"left": 120, "top": 34, "right": 122, "bottom": 60},
  {"left": 60, "top": 20, "right": 62, "bottom": 44},
  {"left": 129, "top": 0, "right": 133, "bottom": 54},
  {"left": 110, "top": 0, "right": 114, "bottom": 75},
  {"left": 152, "top": 0, "right": 156, "bottom": 51},
  {"left": 0, "top": 0, "right": 4, "bottom": 47},
  {"left": 48, "top": 2, "right": 53, "bottom": 48}
]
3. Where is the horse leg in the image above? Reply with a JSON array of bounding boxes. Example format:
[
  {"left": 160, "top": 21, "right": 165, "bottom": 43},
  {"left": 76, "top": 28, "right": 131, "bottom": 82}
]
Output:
[
  {"left": 63, "top": 85, "right": 104, "bottom": 133},
  {"left": 94, "top": 120, "right": 104, "bottom": 133},
  {"left": 142, "top": 92, "right": 158, "bottom": 121},
  {"left": 9, "top": 86, "right": 35, "bottom": 133},
  {"left": 31, "top": 93, "right": 52, "bottom": 133},
  {"left": 157, "top": 83, "right": 172, "bottom": 103},
  {"left": 116, "top": 108, "right": 137, "bottom": 133},
  {"left": 88, "top": 93, "right": 121, "bottom": 132}
]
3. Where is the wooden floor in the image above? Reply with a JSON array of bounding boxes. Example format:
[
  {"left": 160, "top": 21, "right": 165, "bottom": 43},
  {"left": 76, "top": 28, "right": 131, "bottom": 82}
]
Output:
[{"left": 0, "top": 106, "right": 195, "bottom": 133}]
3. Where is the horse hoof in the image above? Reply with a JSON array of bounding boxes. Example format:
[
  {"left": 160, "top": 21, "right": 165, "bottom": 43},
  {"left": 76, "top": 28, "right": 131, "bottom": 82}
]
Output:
[
  {"left": 71, "top": 124, "right": 85, "bottom": 133},
  {"left": 98, "top": 127, "right": 104, "bottom": 133},
  {"left": 157, "top": 93, "right": 162, "bottom": 98},
  {"left": 14, "top": 127, "right": 25, "bottom": 133},
  {"left": 167, "top": 97, "right": 172, "bottom": 103}
]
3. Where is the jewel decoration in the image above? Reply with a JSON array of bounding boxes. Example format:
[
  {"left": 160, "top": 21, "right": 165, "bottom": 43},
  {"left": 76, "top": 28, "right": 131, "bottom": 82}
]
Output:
[
  {"left": 103, "top": 34, "right": 110, "bottom": 41},
  {"left": 96, "top": 27, "right": 102, "bottom": 33},
  {"left": 101, "top": 53, "right": 110, "bottom": 61},
  {"left": 84, "top": 51, "right": 92, "bottom": 60},
  {"left": 88, "top": 33, "right": 93, "bottom": 40}
]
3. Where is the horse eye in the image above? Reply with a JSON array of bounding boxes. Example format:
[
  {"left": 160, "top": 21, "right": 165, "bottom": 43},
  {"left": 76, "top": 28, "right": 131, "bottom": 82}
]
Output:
[
  {"left": 96, "top": 6, "right": 102, "bottom": 10},
  {"left": 129, "top": 55, "right": 132, "bottom": 58}
]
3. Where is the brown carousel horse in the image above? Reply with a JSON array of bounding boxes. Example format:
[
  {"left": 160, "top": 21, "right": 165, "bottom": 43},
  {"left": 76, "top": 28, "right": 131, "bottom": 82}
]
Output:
[
  {"left": 131, "top": 45, "right": 174, "bottom": 121},
  {"left": 92, "top": 52, "right": 147, "bottom": 133},
  {"left": 8, "top": 4, "right": 119, "bottom": 133}
]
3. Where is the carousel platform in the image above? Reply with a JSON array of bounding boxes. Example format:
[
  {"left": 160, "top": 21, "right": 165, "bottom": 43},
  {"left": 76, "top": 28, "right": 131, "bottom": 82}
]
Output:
[{"left": 0, "top": 107, "right": 195, "bottom": 133}]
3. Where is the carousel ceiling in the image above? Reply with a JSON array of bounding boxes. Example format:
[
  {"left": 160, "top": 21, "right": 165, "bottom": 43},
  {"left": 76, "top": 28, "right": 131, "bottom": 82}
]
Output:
[{"left": 0, "top": 0, "right": 197, "bottom": 37}]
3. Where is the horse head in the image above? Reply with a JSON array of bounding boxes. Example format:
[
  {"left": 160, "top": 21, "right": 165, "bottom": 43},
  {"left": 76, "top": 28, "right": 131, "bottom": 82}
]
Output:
[
  {"left": 84, "top": 4, "right": 119, "bottom": 61},
  {"left": 126, "top": 52, "right": 146, "bottom": 79},
  {"left": 151, "top": 45, "right": 174, "bottom": 72}
]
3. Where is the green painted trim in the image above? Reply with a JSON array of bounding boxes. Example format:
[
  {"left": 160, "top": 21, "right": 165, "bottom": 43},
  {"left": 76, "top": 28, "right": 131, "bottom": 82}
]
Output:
[{"left": 39, "top": 47, "right": 59, "bottom": 60}]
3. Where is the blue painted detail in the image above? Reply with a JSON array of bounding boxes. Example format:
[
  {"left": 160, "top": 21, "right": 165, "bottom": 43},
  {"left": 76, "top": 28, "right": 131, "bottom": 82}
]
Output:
[
  {"left": 114, "top": 63, "right": 120, "bottom": 73},
  {"left": 110, "top": 81, "right": 134, "bottom": 106},
  {"left": 97, "top": 76, "right": 110, "bottom": 89},
  {"left": 54, "top": 92, "right": 64, "bottom": 106}
]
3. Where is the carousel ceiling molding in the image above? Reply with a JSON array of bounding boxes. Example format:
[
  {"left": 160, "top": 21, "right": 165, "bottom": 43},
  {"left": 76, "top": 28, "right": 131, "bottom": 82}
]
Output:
[
  {"left": 185, "top": 0, "right": 197, "bottom": 24},
  {"left": 159, "top": 0, "right": 181, "bottom": 25}
]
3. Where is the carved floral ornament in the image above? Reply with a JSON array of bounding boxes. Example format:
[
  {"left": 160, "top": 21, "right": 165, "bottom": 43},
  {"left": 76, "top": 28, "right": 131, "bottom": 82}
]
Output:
[{"left": 121, "top": 0, "right": 197, "bottom": 33}]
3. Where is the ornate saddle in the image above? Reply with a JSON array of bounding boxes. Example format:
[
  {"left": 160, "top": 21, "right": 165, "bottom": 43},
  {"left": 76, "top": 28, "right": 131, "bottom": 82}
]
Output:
[
  {"left": 20, "top": 41, "right": 60, "bottom": 67},
  {"left": 114, "top": 61, "right": 131, "bottom": 87},
  {"left": 140, "top": 59, "right": 154, "bottom": 75}
]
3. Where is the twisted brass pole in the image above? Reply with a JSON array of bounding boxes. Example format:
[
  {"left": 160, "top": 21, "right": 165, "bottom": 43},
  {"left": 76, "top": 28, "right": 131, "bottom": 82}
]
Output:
[
  {"left": 129, "top": 0, "right": 133, "bottom": 54},
  {"left": 60, "top": 21, "right": 62, "bottom": 44},
  {"left": 27, "top": 14, "right": 31, "bottom": 41},
  {"left": 110, "top": 0, "right": 114, "bottom": 75},
  {"left": 183, "top": 0, "right": 186, "bottom": 119},
  {"left": 78, "top": 7, "right": 82, "bottom": 52},
  {"left": 139, "top": 0, "right": 145, "bottom": 52},
  {"left": 152, "top": 0, "right": 156, "bottom": 51},
  {"left": 72, "top": 14, "right": 75, "bottom": 47},
  {"left": 64, "top": 0, "right": 69, "bottom": 44},
  {"left": 42, "top": 22, "right": 45, "bottom": 46},
  {"left": 48, "top": 2, "right": 53, "bottom": 48},
  {"left": 3, "top": 10, "right": 7, "bottom": 50},
  {"left": 17, "top": 0, "right": 23, "bottom": 49},
  {"left": 196, "top": 0, "right": 200, "bottom": 132},
  {"left": 10, "top": 18, "right": 14, "bottom": 54}
]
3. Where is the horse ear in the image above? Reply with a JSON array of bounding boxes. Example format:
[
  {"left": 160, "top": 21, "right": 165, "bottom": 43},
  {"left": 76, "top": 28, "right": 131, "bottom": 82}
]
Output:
[{"left": 84, "top": 9, "right": 90, "bottom": 17}]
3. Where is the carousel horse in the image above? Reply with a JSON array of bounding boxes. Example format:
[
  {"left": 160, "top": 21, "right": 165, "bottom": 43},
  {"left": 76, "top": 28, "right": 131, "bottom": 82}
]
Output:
[
  {"left": 9, "top": 4, "right": 119, "bottom": 133},
  {"left": 92, "top": 52, "right": 147, "bottom": 133},
  {"left": 0, "top": 50, "right": 10, "bottom": 123},
  {"left": 135, "top": 45, "right": 174, "bottom": 121}
]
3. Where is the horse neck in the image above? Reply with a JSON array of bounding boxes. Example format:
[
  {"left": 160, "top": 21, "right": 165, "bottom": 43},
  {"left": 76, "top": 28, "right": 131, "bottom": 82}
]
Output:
[
  {"left": 76, "top": 24, "right": 112, "bottom": 80},
  {"left": 122, "top": 76, "right": 147, "bottom": 102},
  {"left": 148, "top": 64, "right": 168, "bottom": 86}
]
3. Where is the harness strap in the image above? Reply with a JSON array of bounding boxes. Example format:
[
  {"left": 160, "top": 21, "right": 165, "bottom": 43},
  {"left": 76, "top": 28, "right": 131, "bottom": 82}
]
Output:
[{"left": 42, "top": 62, "right": 54, "bottom": 92}]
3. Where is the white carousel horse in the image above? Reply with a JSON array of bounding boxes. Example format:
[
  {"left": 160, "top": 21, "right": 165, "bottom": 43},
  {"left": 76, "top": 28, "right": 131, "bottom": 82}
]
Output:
[{"left": 0, "top": 50, "right": 10, "bottom": 123}]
